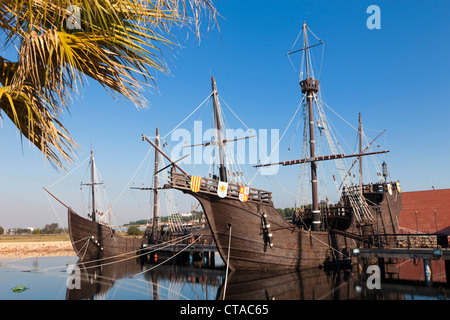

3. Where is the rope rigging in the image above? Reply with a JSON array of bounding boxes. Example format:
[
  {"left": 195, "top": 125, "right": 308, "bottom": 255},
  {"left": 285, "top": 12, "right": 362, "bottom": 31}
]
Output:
[
  {"left": 159, "top": 83, "right": 257, "bottom": 187},
  {"left": 276, "top": 22, "right": 391, "bottom": 227}
]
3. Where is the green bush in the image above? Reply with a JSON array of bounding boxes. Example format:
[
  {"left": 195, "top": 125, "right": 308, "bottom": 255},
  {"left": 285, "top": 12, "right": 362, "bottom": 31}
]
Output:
[{"left": 127, "top": 226, "right": 143, "bottom": 236}]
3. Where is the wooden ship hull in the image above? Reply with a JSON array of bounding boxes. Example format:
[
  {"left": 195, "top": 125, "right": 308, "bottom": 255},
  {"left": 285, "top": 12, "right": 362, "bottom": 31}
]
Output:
[
  {"left": 168, "top": 170, "right": 402, "bottom": 271},
  {"left": 65, "top": 134, "right": 208, "bottom": 262},
  {"left": 68, "top": 208, "right": 145, "bottom": 261},
  {"left": 359, "top": 183, "right": 403, "bottom": 238}
]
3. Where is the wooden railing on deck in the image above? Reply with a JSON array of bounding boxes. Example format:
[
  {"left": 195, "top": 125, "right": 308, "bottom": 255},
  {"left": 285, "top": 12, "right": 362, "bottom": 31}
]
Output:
[{"left": 167, "top": 169, "right": 273, "bottom": 204}]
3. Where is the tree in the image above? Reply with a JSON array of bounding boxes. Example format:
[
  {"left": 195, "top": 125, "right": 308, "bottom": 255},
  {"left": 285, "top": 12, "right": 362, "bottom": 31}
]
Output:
[
  {"left": 127, "top": 225, "right": 143, "bottom": 236},
  {"left": 0, "top": 226, "right": 4, "bottom": 235},
  {"left": 0, "top": 0, "right": 217, "bottom": 170},
  {"left": 43, "top": 222, "right": 59, "bottom": 233},
  {"left": 276, "top": 208, "right": 286, "bottom": 218}
]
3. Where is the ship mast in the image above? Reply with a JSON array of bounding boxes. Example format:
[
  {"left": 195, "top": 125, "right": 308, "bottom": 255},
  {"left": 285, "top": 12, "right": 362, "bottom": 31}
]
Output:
[
  {"left": 82, "top": 151, "right": 103, "bottom": 222},
  {"left": 91, "top": 151, "right": 96, "bottom": 222},
  {"left": 358, "top": 113, "right": 363, "bottom": 195},
  {"left": 211, "top": 77, "right": 227, "bottom": 182},
  {"left": 254, "top": 23, "right": 391, "bottom": 230},
  {"left": 299, "top": 22, "right": 321, "bottom": 231},
  {"left": 152, "top": 128, "right": 160, "bottom": 240}
]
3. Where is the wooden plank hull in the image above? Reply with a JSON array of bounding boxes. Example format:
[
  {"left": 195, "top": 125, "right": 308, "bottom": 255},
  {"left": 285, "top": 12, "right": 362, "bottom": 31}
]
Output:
[
  {"left": 68, "top": 209, "right": 144, "bottom": 261},
  {"left": 170, "top": 173, "right": 402, "bottom": 271},
  {"left": 175, "top": 189, "right": 351, "bottom": 271},
  {"left": 358, "top": 183, "right": 403, "bottom": 238}
]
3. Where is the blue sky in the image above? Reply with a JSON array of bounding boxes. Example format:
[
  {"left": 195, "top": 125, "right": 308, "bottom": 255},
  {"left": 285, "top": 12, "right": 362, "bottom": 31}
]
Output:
[{"left": 1, "top": 0, "right": 450, "bottom": 229}]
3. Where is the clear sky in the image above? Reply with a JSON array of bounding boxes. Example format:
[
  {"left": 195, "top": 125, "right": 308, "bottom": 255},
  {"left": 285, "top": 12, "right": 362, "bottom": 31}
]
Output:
[{"left": 1, "top": 0, "right": 450, "bottom": 229}]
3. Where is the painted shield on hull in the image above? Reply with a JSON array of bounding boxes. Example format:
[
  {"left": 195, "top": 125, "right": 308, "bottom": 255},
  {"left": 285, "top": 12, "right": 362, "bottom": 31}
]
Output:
[
  {"left": 239, "top": 186, "right": 249, "bottom": 202},
  {"left": 190, "top": 176, "right": 202, "bottom": 193},
  {"left": 217, "top": 181, "right": 228, "bottom": 198}
]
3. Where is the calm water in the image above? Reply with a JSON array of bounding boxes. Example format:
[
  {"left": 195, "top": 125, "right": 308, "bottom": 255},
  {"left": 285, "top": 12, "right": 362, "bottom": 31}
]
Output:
[{"left": 1, "top": 255, "right": 449, "bottom": 300}]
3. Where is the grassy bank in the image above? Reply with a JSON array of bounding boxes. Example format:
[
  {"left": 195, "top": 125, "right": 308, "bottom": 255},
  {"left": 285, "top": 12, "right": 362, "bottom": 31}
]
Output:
[{"left": 0, "top": 234, "right": 70, "bottom": 243}]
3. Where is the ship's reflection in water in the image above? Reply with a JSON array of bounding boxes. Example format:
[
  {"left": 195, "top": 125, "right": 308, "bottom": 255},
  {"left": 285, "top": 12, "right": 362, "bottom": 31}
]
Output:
[
  {"left": 65, "top": 256, "right": 450, "bottom": 300},
  {"left": 65, "top": 255, "right": 226, "bottom": 300}
]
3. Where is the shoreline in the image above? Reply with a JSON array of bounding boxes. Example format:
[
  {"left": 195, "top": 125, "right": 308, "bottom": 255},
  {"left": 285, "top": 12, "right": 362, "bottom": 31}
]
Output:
[{"left": 0, "top": 241, "right": 76, "bottom": 258}]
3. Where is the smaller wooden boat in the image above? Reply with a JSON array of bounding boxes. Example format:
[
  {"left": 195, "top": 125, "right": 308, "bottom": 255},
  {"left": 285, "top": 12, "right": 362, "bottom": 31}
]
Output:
[
  {"left": 45, "top": 144, "right": 211, "bottom": 262},
  {"left": 45, "top": 151, "right": 146, "bottom": 261}
]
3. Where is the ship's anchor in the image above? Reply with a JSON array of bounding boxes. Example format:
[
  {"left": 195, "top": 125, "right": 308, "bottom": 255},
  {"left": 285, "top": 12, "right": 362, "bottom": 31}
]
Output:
[{"left": 260, "top": 211, "right": 273, "bottom": 250}]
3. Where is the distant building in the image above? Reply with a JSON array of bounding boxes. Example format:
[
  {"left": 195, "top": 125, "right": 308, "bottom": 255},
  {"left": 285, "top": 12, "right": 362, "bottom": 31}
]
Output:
[{"left": 179, "top": 212, "right": 193, "bottom": 217}]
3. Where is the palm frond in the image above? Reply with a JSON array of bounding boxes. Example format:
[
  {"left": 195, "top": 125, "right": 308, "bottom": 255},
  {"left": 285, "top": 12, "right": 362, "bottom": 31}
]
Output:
[
  {"left": 0, "top": 82, "right": 78, "bottom": 170},
  {"left": 0, "top": 0, "right": 218, "bottom": 170}
]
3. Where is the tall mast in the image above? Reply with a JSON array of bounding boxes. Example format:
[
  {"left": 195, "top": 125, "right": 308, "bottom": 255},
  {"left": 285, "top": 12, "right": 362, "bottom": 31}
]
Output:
[
  {"left": 358, "top": 113, "right": 363, "bottom": 194},
  {"left": 303, "top": 22, "right": 310, "bottom": 80},
  {"left": 82, "top": 151, "right": 103, "bottom": 222},
  {"left": 211, "top": 77, "right": 227, "bottom": 182},
  {"left": 90, "top": 151, "right": 96, "bottom": 222},
  {"left": 299, "top": 22, "right": 321, "bottom": 231},
  {"left": 152, "top": 128, "right": 160, "bottom": 240}
]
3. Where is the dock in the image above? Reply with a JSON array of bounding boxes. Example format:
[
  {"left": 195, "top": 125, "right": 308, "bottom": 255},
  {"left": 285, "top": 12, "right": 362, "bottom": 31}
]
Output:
[
  {"left": 161, "top": 243, "right": 218, "bottom": 253},
  {"left": 353, "top": 232, "right": 449, "bottom": 260},
  {"left": 356, "top": 247, "right": 449, "bottom": 260},
  {"left": 352, "top": 232, "right": 450, "bottom": 282},
  {"left": 141, "top": 233, "right": 219, "bottom": 267},
  {"left": 355, "top": 188, "right": 450, "bottom": 283}
]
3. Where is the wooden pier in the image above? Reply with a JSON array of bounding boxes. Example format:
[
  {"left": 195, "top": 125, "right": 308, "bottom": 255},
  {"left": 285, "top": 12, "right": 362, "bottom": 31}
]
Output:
[
  {"left": 353, "top": 233, "right": 450, "bottom": 283},
  {"left": 356, "top": 247, "right": 449, "bottom": 260},
  {"left": 353, "top": 233, "right": 449, "bottom": 260},
  {"left": 141, "top": 233, "right": 219, "bottom": 267},
  {"left": 161, "top": 243, "right": 218, "bottom": 253}
]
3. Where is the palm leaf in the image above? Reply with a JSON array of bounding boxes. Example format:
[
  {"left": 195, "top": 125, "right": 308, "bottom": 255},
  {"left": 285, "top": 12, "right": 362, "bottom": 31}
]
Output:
[{"left": 0, "top": 0, "right": 218, "bottom": 170}]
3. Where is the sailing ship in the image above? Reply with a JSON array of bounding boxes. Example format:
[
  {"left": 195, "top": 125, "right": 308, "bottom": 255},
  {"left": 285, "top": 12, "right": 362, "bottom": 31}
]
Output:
[
  {"left": 65, "top": 151, "right": 146, "bottom": 261},
  {"left": 164, "top": 22, "right": 402, "bottom": 271},
  {"left": 47, "top": 144, "right": 193, "bottom": 262}
]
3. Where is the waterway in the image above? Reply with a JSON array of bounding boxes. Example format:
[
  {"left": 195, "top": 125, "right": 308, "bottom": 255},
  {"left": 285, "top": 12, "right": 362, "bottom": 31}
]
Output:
[{"left": 0, "top": 255, "right": 449, "bottom": 301}]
